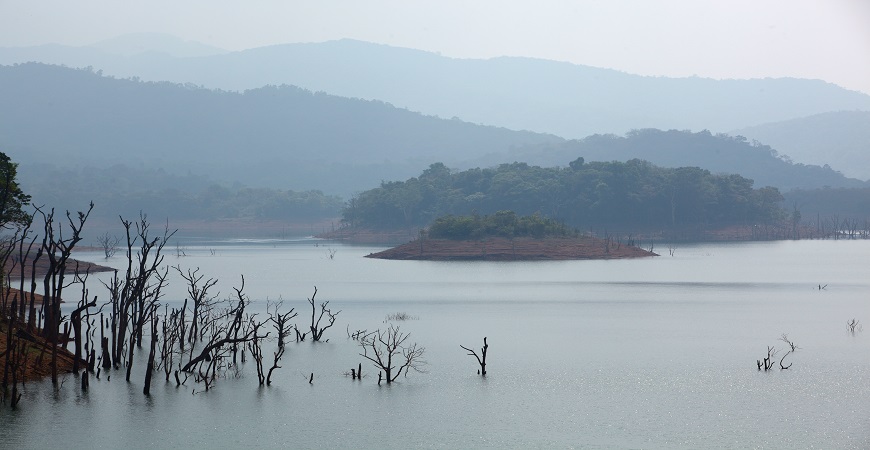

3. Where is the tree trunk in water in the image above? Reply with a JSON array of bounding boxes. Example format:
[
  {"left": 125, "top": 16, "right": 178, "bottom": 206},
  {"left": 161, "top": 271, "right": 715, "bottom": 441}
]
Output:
[
  {"left": 125, "top": 330, "right": 135, "bottom": 382},
  {"left": 143, "top": 314, "right": 158, "bottom": 396},
  {"left": 101, "top": 337, "right": 112, "bottom": 370}
]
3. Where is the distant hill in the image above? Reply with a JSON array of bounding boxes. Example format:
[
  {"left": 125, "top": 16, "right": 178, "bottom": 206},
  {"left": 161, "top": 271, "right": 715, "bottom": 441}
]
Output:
[
  {"left": 486, "top": 129, "right": 866, "bottom": 191},
  {"left": 731, "top": 111, "right": 870, "bottom": 181},
  {"left": 1, "top": 38, "right": 868, "bottom": 139},
  {"left": 0, "top": 62, "right": 560, "bottom": 197},
  {"left": 89, "top": 32, "right": 229, "bottom": 58}
]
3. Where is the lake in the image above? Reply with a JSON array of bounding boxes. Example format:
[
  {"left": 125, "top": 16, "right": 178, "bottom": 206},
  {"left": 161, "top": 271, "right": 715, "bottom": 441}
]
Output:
[{"left": 2, "top": 238, "right": 869, "bottom": 449}]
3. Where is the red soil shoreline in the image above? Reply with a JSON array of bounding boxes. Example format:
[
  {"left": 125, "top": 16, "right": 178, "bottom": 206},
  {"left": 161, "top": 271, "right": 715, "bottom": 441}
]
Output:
[{"left": 366, "top": 236, "right": 657, "bottom": 261}]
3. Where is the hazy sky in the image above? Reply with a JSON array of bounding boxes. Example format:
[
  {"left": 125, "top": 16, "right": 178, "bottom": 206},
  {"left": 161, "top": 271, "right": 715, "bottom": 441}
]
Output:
[{"left": 2, "top": 0, "right": 869, "bottom": 94}]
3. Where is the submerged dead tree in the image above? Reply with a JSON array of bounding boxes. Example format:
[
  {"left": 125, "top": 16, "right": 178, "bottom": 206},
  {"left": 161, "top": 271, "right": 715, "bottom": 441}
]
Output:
[
  {"left": 778, "top": 334, "right": 799, "bottom": 370},
  {"left": 307, "top": 287, "right": 340, "bottom": 342},
  {"left": 37, "top": 203, "right": 93, "bottom": 385},
  {"left": 268, "top": 299, "right": 296, "bottom": 349},
  {"left": 159, "top": 305, "right": 184, "bottom": 382},
  {"left": 266, "top": 346, "right": 284, "bottom": 386},
  {"left": 359, "top": 324, "right": 426, "bottom": 384},
  {"left": 142, "top": 269, "right": 168, "bottom": 395},
  {"left": 174, "top": 266, "right": 219, "bottom": 347},
  {"left": 96, "top": 232, "right": 120, "bottom": 259},
  {"left": 2, "top": 298, "right": 27, "bottom": 408},
  {"left": 460, "top": 337, "right": 488, "bottom": 376},
  {"left": 143, "top": 304, "right": 159, "bottom": 396},
  {"left": 11, "top": 217, "right": 42, "bottom": 329},
  {"left": 181, "top": 276, "right": 265, "bottom": 385},
  {"left": 248, "top": 318, "right": 268, "bottom": 385},
  {"left": 103, "top": 214, "right": 174, "bottom": 378},
  {"left": 756, "top": 334, "right": 800, "bottom": 371},
  {"left": 69, "top": 269, "right": 97, "bottom": 375},
  {"left": 757, "top": 346, "right": 777, "bottom": 371}
]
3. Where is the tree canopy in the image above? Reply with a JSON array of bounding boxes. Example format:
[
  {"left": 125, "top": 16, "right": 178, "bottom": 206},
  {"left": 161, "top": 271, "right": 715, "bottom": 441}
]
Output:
[
  {"left": 0, "top": 152, "right": 31, "bottom": 228},
  {"left": 18, "top": 163, "right": 343, "bottom": 222},
  {"left": 343, "top": 159, "right": 785, "bottom": 231},
  {"left": 428, "top": 211, "right": 577, "bottom": 240}
]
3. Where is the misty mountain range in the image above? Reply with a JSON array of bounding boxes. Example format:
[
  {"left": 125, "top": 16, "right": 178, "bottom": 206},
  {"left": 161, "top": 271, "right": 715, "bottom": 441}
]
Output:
[
  {"left": 1, "top": 34, "right": 868, "bottom": 220},
  {"left": 0, "top": 63, "right": 560, "bottom": 197},
  {"left": 2, "top": 35, "right": 868, "bottom": 140},
  {"left": 2, "top": 61, "right": 864, "bottom": 193}
]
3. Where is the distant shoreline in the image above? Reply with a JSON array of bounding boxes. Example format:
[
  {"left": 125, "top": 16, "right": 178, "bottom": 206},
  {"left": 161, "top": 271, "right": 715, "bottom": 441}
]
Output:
[
  {"left": 320, "top": 223, "right": 839, "bottom": 247},
  {"left": 365, "top": 236, "right": 657, "bottom": 261}
]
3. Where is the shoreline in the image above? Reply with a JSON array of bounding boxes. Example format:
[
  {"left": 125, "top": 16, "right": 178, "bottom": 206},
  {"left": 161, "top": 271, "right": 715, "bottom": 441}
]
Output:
[{"left": 366, "top": 236, "right": 657, "bottom": 261}]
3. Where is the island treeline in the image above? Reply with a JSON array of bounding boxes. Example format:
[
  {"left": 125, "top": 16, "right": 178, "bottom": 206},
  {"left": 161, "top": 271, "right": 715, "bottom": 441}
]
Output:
[
  {"left": 428, "top": 211, "right": 577, "bottom": 240},
  {"left": 343, "top": 159, "right": 786, "bottom": 232}
]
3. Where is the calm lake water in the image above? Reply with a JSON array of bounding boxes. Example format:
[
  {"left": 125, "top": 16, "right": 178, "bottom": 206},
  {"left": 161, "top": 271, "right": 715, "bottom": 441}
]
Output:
[{"left": 2, "top": 238, "right": 869, "bottom": 449}]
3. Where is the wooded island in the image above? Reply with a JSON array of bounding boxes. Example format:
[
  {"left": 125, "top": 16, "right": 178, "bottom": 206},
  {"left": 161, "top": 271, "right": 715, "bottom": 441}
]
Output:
[{"left": 365, "top": 211, "right": 657, "bottom": 260}]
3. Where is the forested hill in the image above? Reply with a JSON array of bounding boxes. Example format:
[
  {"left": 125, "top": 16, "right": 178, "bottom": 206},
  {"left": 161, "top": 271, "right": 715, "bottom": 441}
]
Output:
[
  {"left": 0, "top": 63, "right": 560, "bottom": 196},
  {"left": 731, "top": 111, "right": 870, "bottom": 181},
  {"left": 496, "top": 129, "right": 866, "bottom": 191},
  {"left": 343, "top": 160, "right": 786, "bottom": 232}
]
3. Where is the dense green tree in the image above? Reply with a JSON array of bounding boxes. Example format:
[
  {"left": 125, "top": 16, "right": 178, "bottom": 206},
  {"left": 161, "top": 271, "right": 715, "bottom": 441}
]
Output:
[
  {"left": 344, "top": 158, "right": 786, "bottom": 232},
  {"left": 18, "top": 162, "right": 344, "bottom": 222},
  {"left": 428, "top": 211, "right": 576, "bottom": 240},
  {"left": 0, "top": 152, "right": 31, "bottom": 228},
  {"left": 784, "top": 187, "right": 870, "bottom": 219}
]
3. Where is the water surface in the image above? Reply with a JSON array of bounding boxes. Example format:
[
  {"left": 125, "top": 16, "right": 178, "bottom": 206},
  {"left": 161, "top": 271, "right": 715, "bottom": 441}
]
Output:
[{"left": 2, "top": 239, "right": 868, "bottom": 449}]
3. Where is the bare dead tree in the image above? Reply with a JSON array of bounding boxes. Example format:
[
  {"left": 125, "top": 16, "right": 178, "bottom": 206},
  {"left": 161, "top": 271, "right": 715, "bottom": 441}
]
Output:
[
  {"left": 35, "top": 202, "right": 93, "bottom": 385},
  {"left": 347, "top": 326, "right": 374, "bottom": 342},
  {"left": 69, "top": 268, "right": 96, "bottom": 375},
  {"left": 266, "top": 345, "right": 285, "bottom": 386},
  {"left": 2, "top": 297, "right": 19, "bottom": 404},
  {"left": 181, "top": 276, "right": 264, "bottom": 378},
  {"left": 267, "top": 299, "right": 297, "bottom": 349},
  {"left": 174, "top": 266, "right": 219, "bottom": 347},
  {"left": 2, "top": 299, "right": 29, "bottom": 409},
  {"left": 143, "top": 303, "right": 159, "bottom": 396},
  {"left": 294, "top": 324, "right": 308, "bottom": 342},
  {"left": 96, "top": 231, "right": 120, "bottom": 258},
  {"left": 348, "top": 362, "right": 363, "bottom": 380},
  {"left": 12, "top": 217, "right": 41, "bottom": 327},
  {"left": 307, "top": 286, "right": 340, "bottom": 342},
  {"left": 359, "top": 324, "right": 426, "bottom": 384},
  {"left": 248, "top": 318, "right": 267, "bottom": 385},
  {"left": 159, "top": 304, "right": 182, "bottom": 382},
  {"left": 460, "top": 337, "right": 488, "bottom": 376},
  {"left": 757, "top": 346, "right": 777, "bottom": 371},
  {"left": 847, "top": 318, "right": 861, "bottom": 334},
  {"left": 7, "top": 340, "right": 28, "bottom": 408},
  {"left": 778, "top": 334, "right": 799, "bottom": 370},
  {"left": 24, "top": 223, "right": 43, "bottom": 330},
  {"left": 0, "top": 232, "right": 19, "bottom": 315},
  {"left": 125, "top": 261, "right": 170, "bottom": 383},
  {"left": 0, "top": 240, "right": 24, "bottom": 398},
  {"left": 103, "top": 214, "right": 174, "bottom": 375},
  {"left": 177, "top": 299, "right": 188, "bottom": 355}
]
